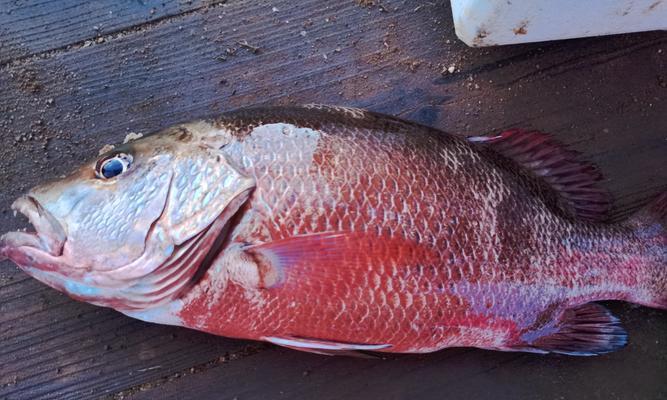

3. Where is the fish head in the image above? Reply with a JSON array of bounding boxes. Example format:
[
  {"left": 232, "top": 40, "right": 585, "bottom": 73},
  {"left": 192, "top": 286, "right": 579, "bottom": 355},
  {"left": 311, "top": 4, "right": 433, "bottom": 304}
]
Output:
[{"left": 0, "top": 122, "right": 254, "bottom": 310}]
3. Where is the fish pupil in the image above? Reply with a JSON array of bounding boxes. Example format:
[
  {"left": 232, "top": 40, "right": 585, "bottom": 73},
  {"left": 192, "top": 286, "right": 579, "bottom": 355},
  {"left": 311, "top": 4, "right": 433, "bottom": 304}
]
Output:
[{"left": 102, "top": 159, "right": 125, "bottom": 178}]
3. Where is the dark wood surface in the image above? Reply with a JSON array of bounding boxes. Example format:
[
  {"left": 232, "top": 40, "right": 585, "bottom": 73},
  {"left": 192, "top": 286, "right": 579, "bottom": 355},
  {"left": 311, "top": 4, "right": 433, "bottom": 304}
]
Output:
[
  {"left": 0, "top": 1, "right": 665, "bottom": 399},
  {"left": 0, "top": 0, "right": 215, "bottom": 65}
]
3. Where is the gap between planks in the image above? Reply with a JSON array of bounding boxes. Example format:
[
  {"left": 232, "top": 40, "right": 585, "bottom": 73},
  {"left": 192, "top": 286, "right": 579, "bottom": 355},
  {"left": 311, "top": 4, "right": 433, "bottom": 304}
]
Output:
[
  {"left": 105, "top": 343, "right": 268, "bottom": 400},
  {"left": 0, "top": 1, "right": 229, "bottom": 70}
]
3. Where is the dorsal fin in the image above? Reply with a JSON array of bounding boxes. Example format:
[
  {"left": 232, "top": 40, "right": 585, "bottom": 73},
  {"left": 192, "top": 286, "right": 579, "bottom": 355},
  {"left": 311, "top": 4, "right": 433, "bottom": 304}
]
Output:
[{"left": 468, "top": 129, "right": 611, "bottom": 222}]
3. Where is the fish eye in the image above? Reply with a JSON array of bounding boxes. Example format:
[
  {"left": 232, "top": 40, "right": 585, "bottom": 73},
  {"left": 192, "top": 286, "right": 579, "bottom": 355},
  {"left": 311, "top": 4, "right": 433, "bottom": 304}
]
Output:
[{"left": 96, "top": 153, "right": 133, "bottom": 179}]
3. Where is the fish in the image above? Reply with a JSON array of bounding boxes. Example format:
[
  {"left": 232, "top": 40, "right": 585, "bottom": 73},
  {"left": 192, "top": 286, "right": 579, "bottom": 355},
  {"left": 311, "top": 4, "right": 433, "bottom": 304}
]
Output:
[{"left": 1, "top": 105, "right": 665, "bottom": 357}]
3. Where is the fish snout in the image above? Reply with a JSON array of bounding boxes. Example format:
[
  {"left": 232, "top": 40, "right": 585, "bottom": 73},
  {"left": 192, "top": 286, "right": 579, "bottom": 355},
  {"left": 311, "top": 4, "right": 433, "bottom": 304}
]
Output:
[{"left": 6, "top": 195, "right": 67, "bottom": 257}]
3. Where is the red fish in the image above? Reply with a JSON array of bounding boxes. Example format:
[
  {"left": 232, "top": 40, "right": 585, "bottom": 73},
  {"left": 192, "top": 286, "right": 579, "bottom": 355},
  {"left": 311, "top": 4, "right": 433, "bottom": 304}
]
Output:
[{"left": 1, "top": 105, "right": 665, "bottom": 356}]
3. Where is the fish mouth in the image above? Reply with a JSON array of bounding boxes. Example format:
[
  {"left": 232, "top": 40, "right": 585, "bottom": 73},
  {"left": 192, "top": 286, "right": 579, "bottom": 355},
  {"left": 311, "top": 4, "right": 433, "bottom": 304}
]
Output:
[{"left": 0, "top": 196, "right": 67, "bottom": 259}]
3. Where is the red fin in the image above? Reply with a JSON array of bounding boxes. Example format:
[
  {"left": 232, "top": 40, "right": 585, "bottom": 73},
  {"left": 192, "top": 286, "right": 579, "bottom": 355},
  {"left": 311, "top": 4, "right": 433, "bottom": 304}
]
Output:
[
  {"left": 516, "top": 303, "right": 627, "bottom": 356},
  {"left": 468, "top": 129, "right": 611, "bottom": 221},
  {"left": 244, "top": 231, "right": 434, "bottom": 289},
  {"left": 263, "top": 335, "right": 390, "bottom": 357}
]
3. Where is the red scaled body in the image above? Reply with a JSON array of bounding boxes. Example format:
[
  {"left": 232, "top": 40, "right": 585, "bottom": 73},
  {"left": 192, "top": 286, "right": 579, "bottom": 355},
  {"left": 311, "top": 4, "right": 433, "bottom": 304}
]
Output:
[
  {"left": 2, "top": 105, "right": 664, "bottom": 356},
  {"left": 164, "top": 106, "right": 665, "bottom": 355}
]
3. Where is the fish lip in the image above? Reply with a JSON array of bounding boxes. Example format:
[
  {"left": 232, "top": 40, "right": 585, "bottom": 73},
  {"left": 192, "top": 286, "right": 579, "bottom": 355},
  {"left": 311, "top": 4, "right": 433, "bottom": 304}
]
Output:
[{"left": 1, "top": 195, "right": 67, "bottom": 258}]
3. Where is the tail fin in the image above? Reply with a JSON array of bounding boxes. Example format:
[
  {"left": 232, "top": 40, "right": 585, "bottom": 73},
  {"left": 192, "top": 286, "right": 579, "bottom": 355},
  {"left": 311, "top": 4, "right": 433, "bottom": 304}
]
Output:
[{"left": 626, "top": 191, "right": 667, "bottom": 309}]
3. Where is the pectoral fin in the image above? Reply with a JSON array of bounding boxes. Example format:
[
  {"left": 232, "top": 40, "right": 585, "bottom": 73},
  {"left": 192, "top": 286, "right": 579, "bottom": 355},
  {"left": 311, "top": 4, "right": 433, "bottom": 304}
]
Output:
[{"left": 243, "top": 231, "right": 433, "bottom": 289}]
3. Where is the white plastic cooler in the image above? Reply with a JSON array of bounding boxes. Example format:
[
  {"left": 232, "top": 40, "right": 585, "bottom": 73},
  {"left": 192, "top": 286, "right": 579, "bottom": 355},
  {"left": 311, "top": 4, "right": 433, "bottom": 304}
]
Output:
[{"left": 450, "top": 0, "right": 667, "bottom": 47}]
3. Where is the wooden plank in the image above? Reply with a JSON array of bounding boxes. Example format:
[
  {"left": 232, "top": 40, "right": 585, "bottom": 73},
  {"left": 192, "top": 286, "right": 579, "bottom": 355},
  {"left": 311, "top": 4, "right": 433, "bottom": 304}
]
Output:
[
  {"left": 0, "top": 0, "right": 220, "bottom": 65},
  {"left": 0, "top": 280, "right": 254, "bottom": 399},
  {"left": 0, "top": 0, "right": 665, "bottom": 399}
]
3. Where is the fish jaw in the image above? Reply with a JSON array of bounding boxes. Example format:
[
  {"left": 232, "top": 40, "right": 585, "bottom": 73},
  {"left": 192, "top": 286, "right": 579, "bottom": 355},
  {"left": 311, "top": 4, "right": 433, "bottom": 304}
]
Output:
[{"left": 1, "top": 196, "right": 67, "bottom": 268}]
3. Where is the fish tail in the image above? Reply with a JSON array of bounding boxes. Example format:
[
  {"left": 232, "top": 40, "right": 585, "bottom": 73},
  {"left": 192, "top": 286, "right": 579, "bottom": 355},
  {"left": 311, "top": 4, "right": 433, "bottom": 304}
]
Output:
[{"left": 625, "top": 191, "right": 667, "bottom": 309}]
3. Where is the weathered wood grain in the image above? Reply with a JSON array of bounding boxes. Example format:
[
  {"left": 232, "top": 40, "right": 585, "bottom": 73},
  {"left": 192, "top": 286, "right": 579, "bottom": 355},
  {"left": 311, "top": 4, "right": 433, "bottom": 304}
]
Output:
[
  {"left": 0, "top": 0, "right": 222, "bottom": 65},
  {"left": 0, "top": 0, "right": 665, "bottom": 399}
]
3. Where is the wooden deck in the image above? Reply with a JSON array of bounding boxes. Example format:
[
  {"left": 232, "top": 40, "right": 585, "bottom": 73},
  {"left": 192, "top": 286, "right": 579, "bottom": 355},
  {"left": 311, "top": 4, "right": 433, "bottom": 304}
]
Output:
[{"left": 0, "top": 1, "right": 665, "bottom": 399}]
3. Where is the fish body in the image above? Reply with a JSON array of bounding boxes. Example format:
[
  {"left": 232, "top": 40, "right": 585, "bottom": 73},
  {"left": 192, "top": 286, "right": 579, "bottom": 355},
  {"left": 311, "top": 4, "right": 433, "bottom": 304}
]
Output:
[{"left": 1, "top": 105, "right": 665, "bottom": 356}]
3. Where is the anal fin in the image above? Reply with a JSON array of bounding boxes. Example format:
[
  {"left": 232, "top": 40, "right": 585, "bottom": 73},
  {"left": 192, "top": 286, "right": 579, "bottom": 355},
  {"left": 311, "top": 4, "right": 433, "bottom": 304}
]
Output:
[{"left": 516, "top": 303, "right": 628, "bottom": 356}]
